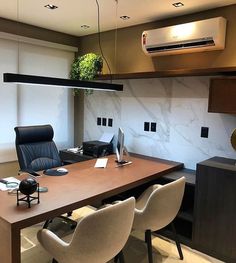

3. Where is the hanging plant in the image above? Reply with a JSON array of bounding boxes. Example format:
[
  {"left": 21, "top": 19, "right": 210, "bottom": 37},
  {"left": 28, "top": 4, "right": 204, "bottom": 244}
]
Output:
[{"left": 70, "top": 53, "right": 103, "bottom": 96}]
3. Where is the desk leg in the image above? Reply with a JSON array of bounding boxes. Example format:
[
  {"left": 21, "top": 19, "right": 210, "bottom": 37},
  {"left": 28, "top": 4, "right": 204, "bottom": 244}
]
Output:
[{"left": 0, "top": 218, "right": 21, "bottom": 263}]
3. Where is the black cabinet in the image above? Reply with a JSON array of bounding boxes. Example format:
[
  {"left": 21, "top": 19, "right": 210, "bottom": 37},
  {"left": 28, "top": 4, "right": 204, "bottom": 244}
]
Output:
[{"left": 194, "top": 157, "right": 236, "bottom": 263}]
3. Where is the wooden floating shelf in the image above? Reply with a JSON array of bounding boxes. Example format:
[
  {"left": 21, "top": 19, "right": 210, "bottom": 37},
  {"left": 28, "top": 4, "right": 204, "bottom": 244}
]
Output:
[{"left": 97, "top": 67, "right": 236, "bottom": 80}]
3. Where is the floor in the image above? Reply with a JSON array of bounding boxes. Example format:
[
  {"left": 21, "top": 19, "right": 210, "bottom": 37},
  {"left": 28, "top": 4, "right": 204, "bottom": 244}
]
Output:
[{"left": 21, "top": 207, "right": 224, "bottom": 263}]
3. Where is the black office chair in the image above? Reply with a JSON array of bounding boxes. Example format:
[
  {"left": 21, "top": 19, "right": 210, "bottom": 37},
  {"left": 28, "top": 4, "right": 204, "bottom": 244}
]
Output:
[
  {"left": 15, "top": 124, "right": 63, "bottom": 172},
  {"left": 14, "top": 124, "right": 76, "bottom": 228}
]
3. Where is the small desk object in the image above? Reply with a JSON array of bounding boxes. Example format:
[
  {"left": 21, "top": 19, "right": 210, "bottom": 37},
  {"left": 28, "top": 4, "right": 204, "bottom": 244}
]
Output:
[
  {"left": 0, "top": 154, "right": 183, "bottom": 263},
  {"left": 82, "top": 140, "right": 113, "bottom": 157}
]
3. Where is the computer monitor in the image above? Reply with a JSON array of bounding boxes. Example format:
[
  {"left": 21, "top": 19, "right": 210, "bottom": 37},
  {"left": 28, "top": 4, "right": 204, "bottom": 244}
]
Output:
[
  {"left": 115, "top": 127, "right": 132, "bottom": 166},
  {"left": 116, "top": 127, "right": 125, "bottom": 163}
]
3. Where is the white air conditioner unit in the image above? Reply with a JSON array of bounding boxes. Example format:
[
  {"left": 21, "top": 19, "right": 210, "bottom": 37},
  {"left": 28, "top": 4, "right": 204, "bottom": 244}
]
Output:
[{"left": 141, "top": 17, "right": 227, "bottom": 56}]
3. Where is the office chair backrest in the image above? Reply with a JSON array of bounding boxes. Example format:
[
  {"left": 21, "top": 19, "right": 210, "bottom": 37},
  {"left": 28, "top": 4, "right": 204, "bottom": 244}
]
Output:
[
  {"left": 14, "top": 124, "right": 62, "bottom": 171},
  {"left": 70, "top": 197, "right": 135, "bottom": 263},
  {"left": 38, "top": 197, "right": 135, "bottom": 263},
  {"left": 133, "top": 177, "right": 185, "bottom": 232}
]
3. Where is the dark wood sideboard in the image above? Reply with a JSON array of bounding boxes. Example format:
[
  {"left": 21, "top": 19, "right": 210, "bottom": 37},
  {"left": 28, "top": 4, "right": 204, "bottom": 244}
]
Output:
[
  {"left": 194, "top": 156, "right": 236, "bottom": 263},
  {"left": 157, "top": 157, "right": 236, "bottom": 263}
]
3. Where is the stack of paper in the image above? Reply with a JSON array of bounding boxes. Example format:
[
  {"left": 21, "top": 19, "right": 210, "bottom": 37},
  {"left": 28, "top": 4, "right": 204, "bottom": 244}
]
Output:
[{"left": 94, "top": 158, "right": 108, "bottom": 168}]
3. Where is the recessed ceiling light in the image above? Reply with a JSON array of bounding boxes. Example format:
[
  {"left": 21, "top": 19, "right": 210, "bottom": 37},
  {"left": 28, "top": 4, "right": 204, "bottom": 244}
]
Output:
[
  {"left": 172, "top": 2, "right": 184, "bottom": 8},
  {"left": 120, "top": 15, "right": 130, "bottom": 20},
  {"left": 81, "top": 25, "right": 90, "bottom": 29},
  {"left": 44, "top": 4, "right": 58, "bottom": 10}
]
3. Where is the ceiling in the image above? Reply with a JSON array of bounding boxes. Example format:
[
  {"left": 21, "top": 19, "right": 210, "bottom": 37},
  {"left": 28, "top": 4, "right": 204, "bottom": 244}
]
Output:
[{"left": 0, "top": 0, "right": 236, "bottom": 37}]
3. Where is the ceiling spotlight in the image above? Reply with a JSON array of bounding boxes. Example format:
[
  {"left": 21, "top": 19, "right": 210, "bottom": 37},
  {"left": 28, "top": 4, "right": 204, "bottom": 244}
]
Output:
[
  {"left": 120, "top": 15, "right": 130, "bottom": 20},
  {"left": 81, "top": 25, "right": 90, "bottom": 29},
  {"left": 172, "top": 2, "right": 184, "bottom": 7},
  {"left": 44, "top": 4, "right": 58, "bottom": 10}
]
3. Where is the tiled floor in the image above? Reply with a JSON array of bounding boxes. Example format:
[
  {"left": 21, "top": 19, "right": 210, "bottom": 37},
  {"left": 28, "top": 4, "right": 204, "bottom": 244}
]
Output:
[{"left": 21, "top": 207, "right": 224, "bottom": 263}]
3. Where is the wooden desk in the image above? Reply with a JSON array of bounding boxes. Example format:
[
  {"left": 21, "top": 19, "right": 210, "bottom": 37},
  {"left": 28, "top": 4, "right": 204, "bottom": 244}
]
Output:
[{"left": 0, "top": 154, "right": 183, "bottom": 263}]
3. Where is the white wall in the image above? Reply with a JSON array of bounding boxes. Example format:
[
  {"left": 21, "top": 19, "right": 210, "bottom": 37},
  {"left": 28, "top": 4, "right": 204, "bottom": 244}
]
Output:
[{"left": 84, "top": 77, "right": 236, "bottom": 170}]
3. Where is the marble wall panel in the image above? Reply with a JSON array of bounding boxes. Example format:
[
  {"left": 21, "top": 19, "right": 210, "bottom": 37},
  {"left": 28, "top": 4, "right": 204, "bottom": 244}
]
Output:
[{"left": 84, "top": 77, "right": 236, "bottom": 169}]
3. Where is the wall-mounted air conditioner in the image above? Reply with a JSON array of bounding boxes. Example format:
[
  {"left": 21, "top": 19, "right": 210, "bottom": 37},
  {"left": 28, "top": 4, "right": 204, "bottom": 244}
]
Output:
[{"left": 141, "top": 17, "right": 227, "bottom": 56}]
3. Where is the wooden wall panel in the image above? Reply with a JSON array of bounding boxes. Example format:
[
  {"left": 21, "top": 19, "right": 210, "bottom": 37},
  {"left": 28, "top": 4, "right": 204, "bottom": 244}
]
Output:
[{"left": 208, "top": 78, "right": 236, "bottom": 113}]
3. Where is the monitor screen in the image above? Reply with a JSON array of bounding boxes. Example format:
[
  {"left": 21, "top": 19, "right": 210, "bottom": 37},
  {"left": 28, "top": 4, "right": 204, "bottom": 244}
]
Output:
[{"left": 116, "top": 127, "right": 124, "bottom": 163}]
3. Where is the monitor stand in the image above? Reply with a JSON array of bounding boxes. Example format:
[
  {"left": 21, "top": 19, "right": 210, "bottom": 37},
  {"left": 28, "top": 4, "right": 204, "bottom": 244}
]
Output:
[{"left": 115, "top": 147, "right": 132, "bottom": 166}]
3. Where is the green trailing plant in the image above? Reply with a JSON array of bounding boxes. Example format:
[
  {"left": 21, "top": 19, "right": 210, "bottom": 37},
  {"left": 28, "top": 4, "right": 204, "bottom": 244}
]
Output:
[{"left": 70, "top": 53, "right": 103, "bottom": 96}]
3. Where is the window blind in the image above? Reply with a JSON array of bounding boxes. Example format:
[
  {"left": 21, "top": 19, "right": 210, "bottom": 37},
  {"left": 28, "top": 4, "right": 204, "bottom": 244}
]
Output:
[{"left": 0, "top": 39, "right": 75, "bottom": 163}]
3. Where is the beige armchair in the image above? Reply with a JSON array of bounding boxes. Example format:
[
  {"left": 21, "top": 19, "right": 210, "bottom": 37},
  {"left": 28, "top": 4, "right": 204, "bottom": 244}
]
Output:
[
  {"left": 37, "top": 197, "right": 135, "bottom": 263},
  {"left": 132, "top": 177, "right": 186, "bottom": 263}
]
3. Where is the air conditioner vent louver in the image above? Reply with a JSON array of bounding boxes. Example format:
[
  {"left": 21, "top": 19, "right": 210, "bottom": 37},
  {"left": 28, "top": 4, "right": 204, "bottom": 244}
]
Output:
[
  {"left": 142, "top": 17, "right": 226, "bottom": 56},
  {"left": 147, "top": 39, "right": 215, "bottom": 53}
]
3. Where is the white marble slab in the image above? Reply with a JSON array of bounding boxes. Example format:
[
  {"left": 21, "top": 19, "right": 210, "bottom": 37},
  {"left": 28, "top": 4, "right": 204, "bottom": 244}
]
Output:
[{"left": 84, "top": 77, "right": 236, "bottom": 169}]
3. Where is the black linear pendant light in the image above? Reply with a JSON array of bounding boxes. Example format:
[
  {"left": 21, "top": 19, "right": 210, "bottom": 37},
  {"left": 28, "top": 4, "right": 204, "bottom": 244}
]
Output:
[
  {"left": 3, "top": 0, "right": 123, "bottom": 92},
  {"left": 3, "top": 73, "right": 123, "bottom": 91}
]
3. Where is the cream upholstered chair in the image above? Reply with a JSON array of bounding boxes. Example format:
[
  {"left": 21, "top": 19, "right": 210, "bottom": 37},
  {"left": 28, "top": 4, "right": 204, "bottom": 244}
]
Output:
[
  {"left": 132, "top": 177, "right": 186, "bottom": 263},
  {"left": 37, "top": 197, "right": 135, "bottom": 263}
]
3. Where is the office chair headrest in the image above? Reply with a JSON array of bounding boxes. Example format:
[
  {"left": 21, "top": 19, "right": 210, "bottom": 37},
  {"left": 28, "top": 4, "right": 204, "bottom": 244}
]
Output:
[{"left": 14, "top": 124, "right": 54, "bottom": 144}]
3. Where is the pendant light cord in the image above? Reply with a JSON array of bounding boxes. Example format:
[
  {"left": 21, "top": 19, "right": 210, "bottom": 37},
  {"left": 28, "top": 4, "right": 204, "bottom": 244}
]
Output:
[
  {"left": 95, "top": 0, "right": 112, "bottom": 83},
  {"left": 114, "top": 0, "right": 118, "bottom": 74},
  {"left": 17, "top": 0, "right": 20, "bottom": 74},
  {"left": 16, "top": 0, "right": 20, "bottom": 125}
]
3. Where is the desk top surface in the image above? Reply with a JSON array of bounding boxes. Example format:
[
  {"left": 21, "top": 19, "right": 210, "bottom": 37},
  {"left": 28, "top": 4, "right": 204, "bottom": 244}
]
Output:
[{"left": 0, "top": 154, "right": 182, "bottom": 228}]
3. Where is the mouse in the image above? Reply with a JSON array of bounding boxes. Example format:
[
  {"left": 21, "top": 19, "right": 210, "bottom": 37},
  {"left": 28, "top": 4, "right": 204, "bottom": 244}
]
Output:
[{"left": 56, "top": 167, "right": 68, "bottom": 173}]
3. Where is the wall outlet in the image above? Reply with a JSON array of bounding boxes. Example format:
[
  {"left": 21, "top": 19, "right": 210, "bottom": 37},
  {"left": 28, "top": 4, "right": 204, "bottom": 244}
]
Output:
[
  {"left": 108, "top": 118, "right": 113, "bottom": 127},
  {"left": 102, "top": 118, "right": 107, "bottom": 126},
  {"left": 201, "top": 127, "right": 209, "bottom": 138},
  {"left": 97, "top": 117, "right": 101, "bottom": 126},
  {"left": 151, "top": 122, "right": 156, "bottom": 132},
  {"left": 144, "top": 122, "right": 150, "bottom": 131}
]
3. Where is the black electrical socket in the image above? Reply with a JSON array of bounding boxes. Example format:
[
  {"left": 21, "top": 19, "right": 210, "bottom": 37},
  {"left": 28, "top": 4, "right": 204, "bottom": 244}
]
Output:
[
  {"left": 151, "top": 122, "right": 156, "bottom": 132},
  {"left": 97, "top": 117, "right": 101, "bottom": 126},
  {"left": 201, "top": 127, "right": 209, "bottom": 138},
  {"left": 102, "top": 118, "right": 107, "bottom": 126},
  {"left": 108, "top": 118, "right": 113, "bottom": 127},
  {"left": 144, "top": 122, "right": 150, "bottom": 131}
]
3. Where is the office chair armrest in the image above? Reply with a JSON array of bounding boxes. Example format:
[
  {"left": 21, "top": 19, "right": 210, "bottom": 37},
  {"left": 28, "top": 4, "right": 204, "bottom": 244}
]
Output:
[
  {"left": 18, "top": 168, "right": 41, "bottom": 177},
  {"left": 37, "top": 229, "right": 69, "bottom": 254},
  {"left": 133, "top": 208, "right": 146, "bottom": 230},
  {"left": 135, "top": 184, "right": 163, "bottom": 211},
  {"left": 134, "top": 208, "right": 144, "bottom": 215}
]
